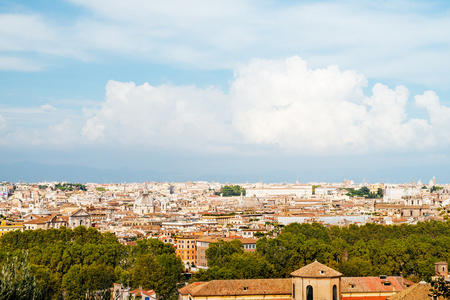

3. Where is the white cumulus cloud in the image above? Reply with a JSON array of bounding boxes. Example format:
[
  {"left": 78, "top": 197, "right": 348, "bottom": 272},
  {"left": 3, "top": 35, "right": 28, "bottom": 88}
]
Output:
[
  {"left": 415, "top": 91, "right": 450, "bottom": 143},
  {"left": 81, "top": 56, "right": 449, "bottom": 155},
  {"left": 82, "top": 80, "right": 232, "bottom": 152}
]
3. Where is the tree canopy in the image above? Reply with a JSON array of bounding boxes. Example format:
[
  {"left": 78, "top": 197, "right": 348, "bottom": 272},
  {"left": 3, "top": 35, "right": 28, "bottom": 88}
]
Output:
[
  {"left": 214, "top": 185, "right": 246, "bottom": 197},
  {"left": 0, "top": 227, "right": 184, "bottom": 300},
  {"left": 192, "top": 221, "right": 450, "bottom": 283}
]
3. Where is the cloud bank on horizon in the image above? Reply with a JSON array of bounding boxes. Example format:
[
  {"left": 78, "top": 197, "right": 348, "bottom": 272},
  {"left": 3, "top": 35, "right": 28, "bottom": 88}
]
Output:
[{"left": 1, "top": 56, "right": 450, "bottom": 155}]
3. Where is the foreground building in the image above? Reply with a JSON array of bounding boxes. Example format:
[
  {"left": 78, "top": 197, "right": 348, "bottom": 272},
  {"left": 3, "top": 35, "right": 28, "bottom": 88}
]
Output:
[{"left": 180, "top": 261, "right": 413, "bottom": 300}]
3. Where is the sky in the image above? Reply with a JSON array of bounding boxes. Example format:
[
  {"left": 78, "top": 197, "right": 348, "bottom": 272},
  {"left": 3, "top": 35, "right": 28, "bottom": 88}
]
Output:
[{"left": 1, "top": 0, "right": 450, "bottom": 183}]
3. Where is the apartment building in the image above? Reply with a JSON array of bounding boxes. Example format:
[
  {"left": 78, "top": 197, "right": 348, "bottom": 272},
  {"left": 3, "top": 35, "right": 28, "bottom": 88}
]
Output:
[{"left": 175, "top": 235, "right": 198, "bottom": 269}]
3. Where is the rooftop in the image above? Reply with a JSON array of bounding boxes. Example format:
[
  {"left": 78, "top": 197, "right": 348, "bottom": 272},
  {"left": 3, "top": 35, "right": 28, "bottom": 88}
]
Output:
[{"left": 290, "top": 261, "right": 343, "bottom": 278}]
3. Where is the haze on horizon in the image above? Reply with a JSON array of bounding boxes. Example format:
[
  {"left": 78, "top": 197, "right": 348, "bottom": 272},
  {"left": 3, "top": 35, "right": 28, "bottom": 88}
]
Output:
[{"left": 1, "top": 0, "right": 450, "bottom": 183}]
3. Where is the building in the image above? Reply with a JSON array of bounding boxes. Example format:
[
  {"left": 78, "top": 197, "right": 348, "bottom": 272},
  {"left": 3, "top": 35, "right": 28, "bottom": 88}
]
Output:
[
  {"left": 176, "top": 235, "right": 198, "bottom": 269},
  {"left": 179, "top": 278, "right": 292, "bottom": 300},
  {"left": 291, "top": 261, "right": 342, "bottom": 300},
  {"left": 433, "top": 261, "right": 449, "bottom": 281},
  {"left": 0, "top": 220, "right": 24, "bottom": 236},
  {"left": 133, "top": 189, "right": 155, "bottom": 215},
  {"left": 24, "top": 214, "right": 68, "bottom": 230},
  {"left": 246, "top": 184, "right": 313, "bottom": 198},
  {"left": 180, "top": 261, "right": 413, "bottom": 300},
  {"left": 68, "top": 208, "right": 92, "bottom": 228},
  {"left": 341, "top": 276, "right": 413, "bottom": 300}
]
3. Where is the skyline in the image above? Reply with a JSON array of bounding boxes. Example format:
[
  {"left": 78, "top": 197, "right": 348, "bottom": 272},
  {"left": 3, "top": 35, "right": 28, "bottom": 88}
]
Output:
[{"left": 1, "top": 1, "right": 450, "bottom": 182}]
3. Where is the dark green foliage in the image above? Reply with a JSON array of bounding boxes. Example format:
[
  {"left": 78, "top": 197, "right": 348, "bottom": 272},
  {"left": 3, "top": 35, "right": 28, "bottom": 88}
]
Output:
[
  {"left": 62, "top": 264, "right": 115, "bottom": 300},
  {"left": 0, "top": 252, "right": 44, "bottom": 300},
  {"left": 431, "top": 186, "right": 444, "bottom": 193},
  {"left": 206, "top": 239, "right": 244, "bottom": 267},
  {"left": 130, "top": 240, "right": 184, "bottom": 300},
  {"left": 192, "top": 240, "right": 275, "bottom": 282},
  {"left": 193, "top": 221, "right": 450, "bottom": 283},
  {"left": 345, "top": 186, "right": 382, "bottom": 199},
  {"left": 429, "top": 275, "right": 450, "bottom": 299},
  {"left": 55, "top": 183, "right": 87, "bottom": 192},
  {"left": 214, "top": 185, "right": 246, "bottom": 197},
  {"left": 0, "top": 227, "right": 185, "bottom": 300}
]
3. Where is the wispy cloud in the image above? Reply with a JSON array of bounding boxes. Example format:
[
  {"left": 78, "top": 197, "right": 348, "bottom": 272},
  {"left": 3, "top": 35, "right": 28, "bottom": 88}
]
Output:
[
  {"left": 0, "top": 56, "right": 42, "bottom": 71},
  {"left": 1, "top": 1, "right": 450, "bottom": 89}
]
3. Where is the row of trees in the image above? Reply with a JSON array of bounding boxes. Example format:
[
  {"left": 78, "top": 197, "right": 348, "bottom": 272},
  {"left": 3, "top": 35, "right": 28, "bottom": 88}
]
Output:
[
  {"left": 193, "top": 221, "right": 450, "bottom": 283},
  {"left": 2, "top": 221, "right": 450, "bottom": 298},
  {"left": 0, "top": 227, "right": 184, "bottom": 300},
  {"left": 214, "top": 185, "right": 246, "bottom": 197},
  {"left": 55, "top": 183, "right": 87, "bottom": 192},
  {"left": 345, "top": 187, "right": 383, "bottom": 199}
]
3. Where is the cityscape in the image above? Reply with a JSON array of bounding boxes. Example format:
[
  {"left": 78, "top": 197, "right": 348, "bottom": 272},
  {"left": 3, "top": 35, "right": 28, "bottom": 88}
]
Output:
[{"left": 0, "top": 178, "right": 450, "bottom": 298}]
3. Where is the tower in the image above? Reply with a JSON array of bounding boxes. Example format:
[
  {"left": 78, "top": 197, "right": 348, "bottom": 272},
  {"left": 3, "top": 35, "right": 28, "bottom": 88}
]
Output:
[
  {"left": 435, "top": 261, "right": 449, "bottom": 280},
  {"left": 291, "top": 261, "right": 342, "bottom": 300}
]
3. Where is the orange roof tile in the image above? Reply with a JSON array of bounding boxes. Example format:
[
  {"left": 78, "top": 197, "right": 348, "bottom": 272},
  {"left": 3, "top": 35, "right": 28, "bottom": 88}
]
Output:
[
  {"left": 341, "top": 277, "right": 414, "bottom": 293},
  {"left": 388, "top": 281, "right": 443, "bottom": 300},
  {"left": 184, "top": 279, "right": 291, "bottom": 296},
  {"left": 291, "top": 261, "right": 342, "bottom": 278}
]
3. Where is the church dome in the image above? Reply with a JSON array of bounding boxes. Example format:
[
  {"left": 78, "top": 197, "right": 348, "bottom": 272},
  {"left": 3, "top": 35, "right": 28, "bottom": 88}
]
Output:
[{"left": 135, "top": 191, "right": 154, "bottom": 206}]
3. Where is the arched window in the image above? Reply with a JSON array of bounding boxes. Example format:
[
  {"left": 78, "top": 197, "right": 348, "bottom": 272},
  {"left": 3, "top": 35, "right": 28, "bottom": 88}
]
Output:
[
  {"left": 333, "top": 285, "right": 337, "bottom": 300},
  {"left": 306, "top": 285, "right": 313, "bottom": 300},
  {"left": 292, "top": 284, "right": 295, "bottom": 298}
]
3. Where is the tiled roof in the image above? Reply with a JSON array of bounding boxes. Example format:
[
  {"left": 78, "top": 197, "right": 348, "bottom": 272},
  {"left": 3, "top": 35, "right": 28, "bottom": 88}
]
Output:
[
  {"left": 182, "top": 279, "right": 292, "bottom": 296},
  {"left": 23, "top": 218, "right": 46, "bottom": 224},
  {"left": 179, "top": 282, "right": 205, "bottom": 295},
  {"left": 388, "top": 281, "right": 444, "bottom": 300},
  {"left": 290, "top": 261, "right": 342, "bottom": 278},
  {"left": 341, "top": 277, "right": 414, "bottom": 293}
]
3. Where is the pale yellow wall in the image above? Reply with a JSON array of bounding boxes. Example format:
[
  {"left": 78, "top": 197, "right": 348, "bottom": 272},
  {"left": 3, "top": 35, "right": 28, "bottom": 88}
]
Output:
[
  {"left": 293, "top": 277, "right": 340, "bottom": 300},
  {"left": 0, "top": 222, "right": 24, "bottom": 236}
]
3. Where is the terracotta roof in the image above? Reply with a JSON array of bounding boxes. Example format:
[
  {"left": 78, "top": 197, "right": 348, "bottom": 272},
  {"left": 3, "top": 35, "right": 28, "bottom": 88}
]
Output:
[
  {"left": 388, "top": 281, "right": 444, "bottom": 300},
  {"left": 182, "top": 279, "right": 292, "bottom": 296},
  {"left": 23, "top": 218, "right": 46, "bottom": 225},
  {"left": 435, "top": 261, "right": 448, "bottom": 265},
  {"left": 179, "top": 282, "right": 205, "bottom": 295},
  {"left": 290, "top": 261, "right": 342, "bottom": 278},
  {"left": 341, "top": 277, "right": 414, "bottom": 293}
]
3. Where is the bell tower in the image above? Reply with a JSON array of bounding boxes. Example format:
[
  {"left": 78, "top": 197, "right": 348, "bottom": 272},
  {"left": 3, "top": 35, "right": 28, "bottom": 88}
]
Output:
[{"left": 435, "top": 261, "right": 449, "bottom": 279}]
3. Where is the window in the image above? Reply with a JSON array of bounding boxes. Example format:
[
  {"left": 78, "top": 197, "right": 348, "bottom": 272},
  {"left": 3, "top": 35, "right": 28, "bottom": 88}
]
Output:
[
  {"left": 320, "top": 270, "right": 325, "bottom": 275},
  {"left": 292, "top": 284, "right": 295, "bottom": 298},
  {"left": 306, "top": 285, "right": 313, "bottom": 300},
  {"left": 243, "top": 287, "right": 248, "bottom": 291},
  {"left": 333, "top": 285, "right": 337, "bottom": 300}
]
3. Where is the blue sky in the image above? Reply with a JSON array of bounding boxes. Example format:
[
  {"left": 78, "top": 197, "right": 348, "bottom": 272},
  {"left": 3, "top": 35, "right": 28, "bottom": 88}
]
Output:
[{"left": 1, "top": 0, "right": 450, "bottom": 183}]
